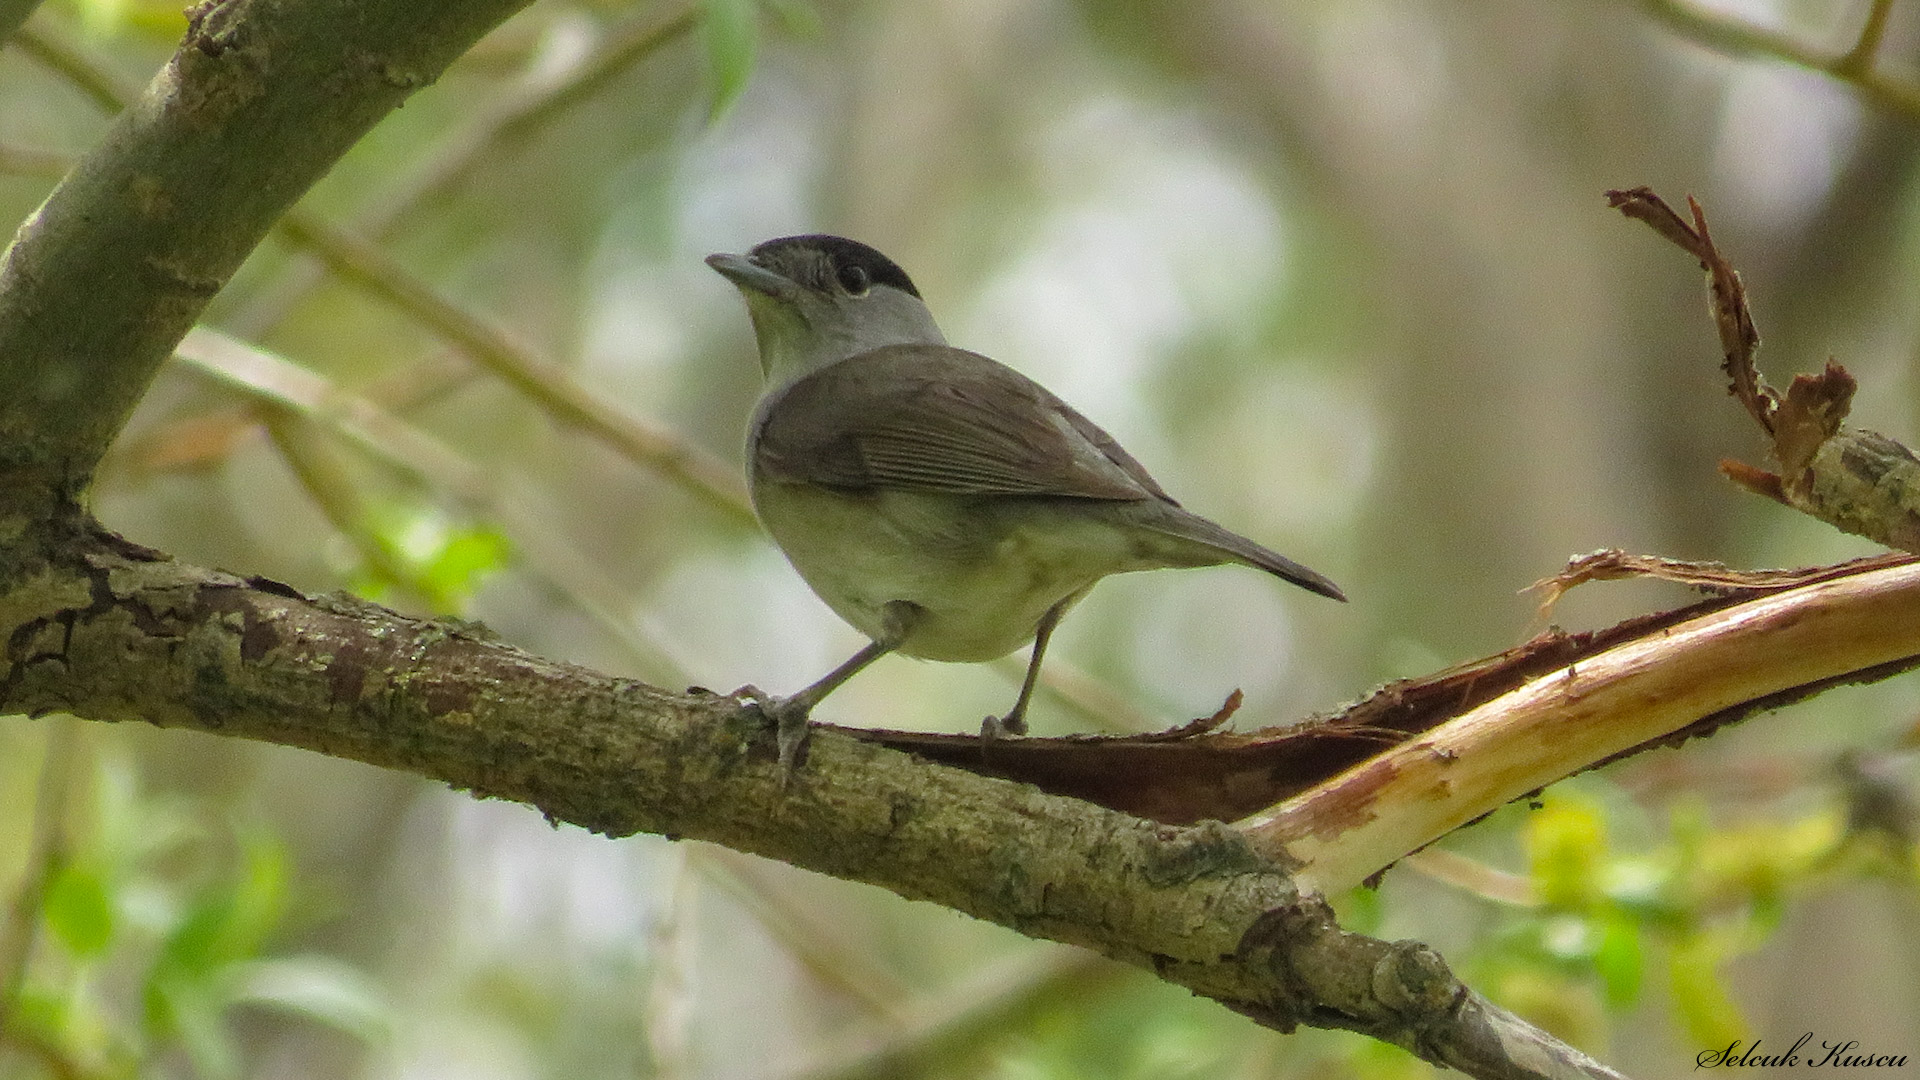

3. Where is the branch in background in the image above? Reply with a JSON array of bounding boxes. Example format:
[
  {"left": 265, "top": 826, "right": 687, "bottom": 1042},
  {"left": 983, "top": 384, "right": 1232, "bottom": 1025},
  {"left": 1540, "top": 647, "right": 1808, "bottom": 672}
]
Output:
[
  {"left": 1837, "top": 0, "right": 1898, "bottom": 76},
  {"left": 0, "top": 720, "right": 75, "bottom": 1031},
  {"left": 271, "top": 214, "right": 758, "bottom": 528},
  {"left": 136, "top": 6, "right": 702, "bottom": 443},
  {"left": 783, "top": 948, "right": 1123, "bottom": 1080},
  {"left": 692, "top": 846, "right": 920, "bottom": 1019},
  {"left": 0, "top": 143, "right": 75, "bottom": 179},
  {"left": 1609, "top": 187, "right": 1920, "bottom": 552},
  {"left": 0, "top": 0, "right": 44, "bottom": 46},
  {"left": 8, "top": 20, "right": 137, "bottom": 111},
  {"left": 1638, "top": 0, "right": 1920, "bottom": 119},
  {"left": 357, "top": 6, "right": 703, "bottom": 244},
  {"left": 170, "top": 6, "right": 702, "bottom": 432},
  {"left": 0, "top": 0, "right": 538, "bottom": 505},
  {"left": 173, "top": 328, "right": 687, "bottom": 679}
]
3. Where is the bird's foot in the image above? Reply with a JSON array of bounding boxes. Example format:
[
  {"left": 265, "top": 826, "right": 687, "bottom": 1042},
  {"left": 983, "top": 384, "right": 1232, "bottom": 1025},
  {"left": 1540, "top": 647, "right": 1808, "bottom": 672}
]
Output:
[
  {"left": 732, "top": 685, "right": 814, "bottom": 781},
  {"left": 979, "top": 712, "right": 1028, "bottom": 740}
]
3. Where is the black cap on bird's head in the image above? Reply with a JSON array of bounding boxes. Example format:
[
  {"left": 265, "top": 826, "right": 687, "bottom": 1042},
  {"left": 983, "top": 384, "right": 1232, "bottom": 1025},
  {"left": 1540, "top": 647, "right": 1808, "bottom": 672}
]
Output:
[
  {"left": 707, "top": 234, "right": 944, "bottom": 381},
  {"left": 742, "top": 235, "right": 921, "bottom": 299}
]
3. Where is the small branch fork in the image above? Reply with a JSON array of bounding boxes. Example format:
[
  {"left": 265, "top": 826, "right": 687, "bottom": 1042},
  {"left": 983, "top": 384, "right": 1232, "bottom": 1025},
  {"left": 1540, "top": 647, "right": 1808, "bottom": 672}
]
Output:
[
  {"left": 1607, "top": 187, "right": 1920, "bottom": 552},
  {"left": 1231, "top": 192, "right": 1920, "bottom": 892},
  {"left": 1639, "top": 0, "right": 1920, "bottom": 119}
]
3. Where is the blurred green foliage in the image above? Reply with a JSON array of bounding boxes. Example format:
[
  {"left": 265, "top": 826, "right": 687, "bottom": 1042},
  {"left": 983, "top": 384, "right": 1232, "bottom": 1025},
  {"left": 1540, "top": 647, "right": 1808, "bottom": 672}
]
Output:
[
  {"left": 699, "top": 0, "right": 757, "bottom": 119},
  {"left": 2, "top": 740, "right": 387, "bottom": 1079},
  {"left": 1454, "top": 788, "right": 1914, "bottom": 1059},
  {"left": 346, "top": 502, "right": 513, "bottom": 613}
]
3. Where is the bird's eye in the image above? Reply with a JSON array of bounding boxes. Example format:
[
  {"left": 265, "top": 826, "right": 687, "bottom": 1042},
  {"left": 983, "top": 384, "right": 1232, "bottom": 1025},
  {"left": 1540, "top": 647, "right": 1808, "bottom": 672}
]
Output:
[{"left": 837, "top": 264, "right": 872, "bottom": 297}]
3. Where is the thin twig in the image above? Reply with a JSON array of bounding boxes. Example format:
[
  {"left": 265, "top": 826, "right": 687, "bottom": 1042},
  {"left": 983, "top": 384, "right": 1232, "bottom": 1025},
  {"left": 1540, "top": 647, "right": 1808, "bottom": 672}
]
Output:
[
  {"left": 379, "top": 6, "right": 700, "bottom": 226},
  {"left": 8, "top": 20, "right": 137, "bottom": 112},
  {"left": 1638, "top": 0, "right": 1920, "bottom": 119},
  {"left": 1837, "top": 0, "right": 1897, "bottom": 76},
  {"left": 272, "top": 213, "right": 757, "bottom": 527},
  {"left": 780, "top": 947, "right": 1121, "bottom": 1080},
  {"left": 643, "top": 847, "right": 696, "bottom": 1080},
  {"left": 0, "top": 143, "right": 73, "bottom": 178},
  {"left": 225, "top": 4, "right": 699, "bottom": 338},
  {"left": 692, "top": 847, "right": 915, "bottom": 1019},
  {"left": 0, "top": 722, "right": 77, "bottom": 1032},
  {"left": 174, "top": 328, "right": 691, "bottom": 680},
  {"left": 1403, "top": 849, "right": 1539, "bottom": 907}
]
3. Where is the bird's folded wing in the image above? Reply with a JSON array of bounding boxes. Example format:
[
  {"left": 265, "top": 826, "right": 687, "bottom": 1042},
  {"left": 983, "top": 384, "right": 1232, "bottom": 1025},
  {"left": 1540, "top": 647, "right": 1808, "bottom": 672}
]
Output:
[{"left": 754, "top": 344, "right": 1172, "bottom": 502}]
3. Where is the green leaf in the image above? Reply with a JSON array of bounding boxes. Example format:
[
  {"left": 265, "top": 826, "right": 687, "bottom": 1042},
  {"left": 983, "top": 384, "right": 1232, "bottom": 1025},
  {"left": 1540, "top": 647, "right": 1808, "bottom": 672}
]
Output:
[
  {"left": 1333, "top": 881, "right": 1384, "bottom": 935},
  {"left": 1668, "top": 930, "right": 1746, "bottom": 1048},
  {"left": 147, "top": 972, "right": 240, "bottom": 1080},
  {"left": 153, "top": 829, "right": 290, "bottom": 980},
  {"left": 417, "top": 526, "right": 511, "bottom": 612},
  {"left": 7, "top": 981, "right": 77, "bottom": 1050},
  {"left": 359, "top": 504, "right": 510, "bottom": 613},
  {"left": 1525, "top": 795, "right": 1607, "bottom": 910},
  {"left": 226, "top": 955, "right": 393, "bottom": 1044},
  {"left": 43, "top": 863, "right": 115, "bottom": 958},
  {"left": 1592, "top": 914, "right": 1644, "bottom": 1008},
  {"left": 701, "top": 0, "right": 760, "bottom": 121}
]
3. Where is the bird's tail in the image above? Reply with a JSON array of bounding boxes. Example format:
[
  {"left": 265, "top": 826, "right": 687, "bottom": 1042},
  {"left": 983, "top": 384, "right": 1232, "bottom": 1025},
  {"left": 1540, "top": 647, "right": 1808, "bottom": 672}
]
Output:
[{"left": 1148, "top": 508, "right": 1347, "bottom": 602}]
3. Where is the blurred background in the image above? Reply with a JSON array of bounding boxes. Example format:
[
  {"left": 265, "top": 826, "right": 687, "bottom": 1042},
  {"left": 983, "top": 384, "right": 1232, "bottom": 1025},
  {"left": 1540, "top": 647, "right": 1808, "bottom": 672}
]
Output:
[{"left": 2, "top": 0, "right": 1919, "bottom": 1076}]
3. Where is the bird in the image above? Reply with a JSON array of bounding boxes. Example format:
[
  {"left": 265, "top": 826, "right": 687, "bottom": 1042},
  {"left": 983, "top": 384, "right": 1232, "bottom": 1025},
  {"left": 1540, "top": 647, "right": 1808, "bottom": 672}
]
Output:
[{"left": 707, "top": 234, "right": 1344, "bottom": 768}]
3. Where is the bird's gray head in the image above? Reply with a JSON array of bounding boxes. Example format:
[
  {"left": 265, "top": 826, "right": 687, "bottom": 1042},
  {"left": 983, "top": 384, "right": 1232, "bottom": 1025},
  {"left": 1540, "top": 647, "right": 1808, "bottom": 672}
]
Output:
[{"left": 707, "top": 235, "right": 946, "bottom": 386}]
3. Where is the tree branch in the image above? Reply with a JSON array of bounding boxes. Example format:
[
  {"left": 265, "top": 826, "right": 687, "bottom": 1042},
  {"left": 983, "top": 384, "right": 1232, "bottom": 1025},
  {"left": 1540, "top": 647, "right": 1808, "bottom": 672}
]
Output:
[
  {"left": 0, "top": 0, "right": 536, "bottom": 505},
  {"left": 1242, "top": 558, "right": 1920, "bottom": 893},
  {"left": 0, "top": 521, "right": 1624, "bottom": 1080},
  {"left": 0, "top": 0, "right": 41, "bottom": 46}
]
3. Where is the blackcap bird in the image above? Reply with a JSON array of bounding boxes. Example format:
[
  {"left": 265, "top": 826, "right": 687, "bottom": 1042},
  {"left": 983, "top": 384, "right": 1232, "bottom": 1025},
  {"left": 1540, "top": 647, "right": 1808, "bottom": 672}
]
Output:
[{"left": 707, "top": 234, "right": 1344, "bottom": 767}]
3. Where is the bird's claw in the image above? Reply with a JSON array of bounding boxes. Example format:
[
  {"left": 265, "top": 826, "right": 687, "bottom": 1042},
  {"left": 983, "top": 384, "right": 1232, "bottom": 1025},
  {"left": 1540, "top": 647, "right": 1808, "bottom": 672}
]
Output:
[
  {"left": 773, "top": 704, "right": 812, "bottom": 776},
  {"left": 979, "top": 713, "right": 1028, "bottom": 740},
  {"left": 732, "top": 685, "right": 813, "bottom": 781}
]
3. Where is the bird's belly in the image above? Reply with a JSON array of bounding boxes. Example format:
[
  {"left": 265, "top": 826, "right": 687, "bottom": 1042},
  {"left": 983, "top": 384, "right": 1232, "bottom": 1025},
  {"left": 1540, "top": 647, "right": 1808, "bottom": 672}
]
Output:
[{"left": 753, "top": 484, "right": 1126, "bottom": 662}]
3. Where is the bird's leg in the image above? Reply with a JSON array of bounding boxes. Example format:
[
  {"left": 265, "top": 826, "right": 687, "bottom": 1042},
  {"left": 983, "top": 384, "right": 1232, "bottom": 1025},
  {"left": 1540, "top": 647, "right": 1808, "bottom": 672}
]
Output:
[
  {"left": 763, "top": 639, "right": 890, "bottom": 770},
  {"left": 747, "top": 600, "right": 919, "bottom": 774},
  {"left": 982, "top": 592, "right": 1079, "bottom": 739}
]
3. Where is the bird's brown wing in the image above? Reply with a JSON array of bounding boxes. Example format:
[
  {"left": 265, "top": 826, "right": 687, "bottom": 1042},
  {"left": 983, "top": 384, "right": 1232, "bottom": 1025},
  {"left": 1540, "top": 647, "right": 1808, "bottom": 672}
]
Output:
[{"left": 753, "top": 344, "right": 1173, "bottom": 502}]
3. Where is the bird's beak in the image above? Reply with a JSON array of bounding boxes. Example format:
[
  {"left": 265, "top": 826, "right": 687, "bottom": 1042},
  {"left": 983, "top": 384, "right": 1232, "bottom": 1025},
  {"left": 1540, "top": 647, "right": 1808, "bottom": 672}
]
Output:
[{"left": 706, "top": 252, "right": 801, "bottom": 301}]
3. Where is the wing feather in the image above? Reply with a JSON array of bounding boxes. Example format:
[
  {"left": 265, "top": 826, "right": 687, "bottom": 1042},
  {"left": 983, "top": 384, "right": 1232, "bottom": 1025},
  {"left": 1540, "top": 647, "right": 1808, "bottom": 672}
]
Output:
[{"left": 752, "top": 344, "right": 1172, "bottom": 502}]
